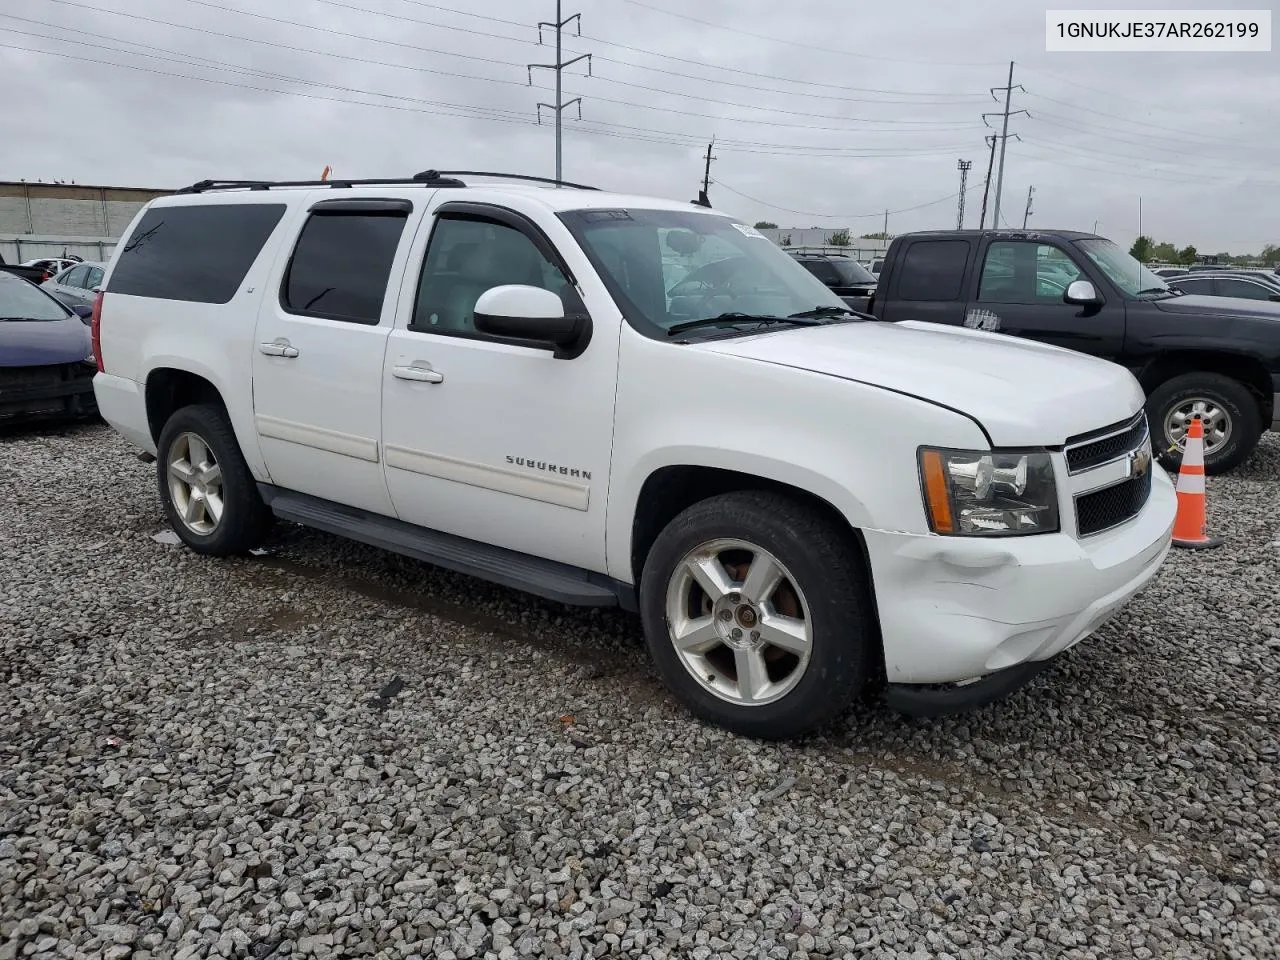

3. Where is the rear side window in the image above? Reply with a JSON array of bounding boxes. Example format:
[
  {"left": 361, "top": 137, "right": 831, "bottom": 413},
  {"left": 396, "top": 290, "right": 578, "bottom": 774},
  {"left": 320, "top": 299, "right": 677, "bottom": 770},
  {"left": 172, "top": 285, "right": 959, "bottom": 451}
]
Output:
[
  {"left": 898, "top": 240, "right": 970, "bottom": 301},
  {"left": 109, "top": 203, "right": 286, "bottom": 304},
  {"left": 282, "top": 209, "right": 409, "bottom": 324}
]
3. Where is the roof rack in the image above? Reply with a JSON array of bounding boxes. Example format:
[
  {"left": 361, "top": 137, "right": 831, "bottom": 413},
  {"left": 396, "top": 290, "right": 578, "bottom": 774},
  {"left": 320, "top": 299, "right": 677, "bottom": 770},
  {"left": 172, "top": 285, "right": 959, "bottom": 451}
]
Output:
[{"left": 175, "top": 170, "right": 600, "bottom": 195}]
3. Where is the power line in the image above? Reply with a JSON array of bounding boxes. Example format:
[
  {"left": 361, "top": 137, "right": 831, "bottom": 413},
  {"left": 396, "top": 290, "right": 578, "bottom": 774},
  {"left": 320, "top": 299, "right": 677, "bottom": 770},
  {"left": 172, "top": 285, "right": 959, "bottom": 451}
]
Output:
[
  {"left": 620, "top": 0, "right": 1002, "bottom": 67},
  {"left": 527, "top": 1, "right": 590, "bottom": 181},
  {"left": 713, "top": 180, "right": 979, "bottom": 219}
]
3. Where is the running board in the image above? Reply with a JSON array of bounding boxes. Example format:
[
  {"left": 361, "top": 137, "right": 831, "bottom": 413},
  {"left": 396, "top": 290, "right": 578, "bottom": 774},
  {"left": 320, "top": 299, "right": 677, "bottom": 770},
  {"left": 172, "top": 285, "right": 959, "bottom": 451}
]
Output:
[{"left": 259, "top": 486, "right": 624, "bottom": 608}]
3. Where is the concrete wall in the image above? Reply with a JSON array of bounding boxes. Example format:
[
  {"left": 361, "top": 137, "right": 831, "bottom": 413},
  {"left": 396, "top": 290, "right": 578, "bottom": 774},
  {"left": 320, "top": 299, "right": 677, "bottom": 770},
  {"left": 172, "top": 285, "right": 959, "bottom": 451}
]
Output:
[{"left": 0, "top": 181, "right": 170, "bottom": 264}]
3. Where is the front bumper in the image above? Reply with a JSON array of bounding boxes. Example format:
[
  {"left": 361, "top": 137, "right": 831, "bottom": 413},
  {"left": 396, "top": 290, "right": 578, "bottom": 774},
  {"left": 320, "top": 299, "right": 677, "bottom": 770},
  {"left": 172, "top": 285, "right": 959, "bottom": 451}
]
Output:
[
  {"left": 0, "top": 362, "right": 98, "bottom": 424},
  {"left": 864, "top": 461, "right": 1176, "bottom": 692}
]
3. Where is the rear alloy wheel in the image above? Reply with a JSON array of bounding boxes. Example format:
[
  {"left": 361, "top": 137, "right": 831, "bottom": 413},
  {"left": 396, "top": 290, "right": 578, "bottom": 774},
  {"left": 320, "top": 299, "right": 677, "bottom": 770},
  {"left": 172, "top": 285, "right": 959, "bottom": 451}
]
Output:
[
  {"left": 156, "top": 403, "right": 272, "bottom": 555},
  {"left": 639, "top": 491, "right": 875, "bottom": 740},
  {"left": 1146, "top": 372, "right": 1260, "bottom": 476}
]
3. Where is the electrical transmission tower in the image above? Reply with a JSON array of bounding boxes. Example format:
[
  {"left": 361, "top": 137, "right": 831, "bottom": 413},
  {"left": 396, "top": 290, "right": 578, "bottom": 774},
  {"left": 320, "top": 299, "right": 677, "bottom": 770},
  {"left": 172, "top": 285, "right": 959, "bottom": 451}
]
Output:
[
  {"left": 1022, "top": 185, "right": 1035, "bottom": 228},
  {"left": 956, "top": 159, "right": 972, "bottom": 229},
  {"left": 982, "top": 61, "right": 1028, "bottom": 229},
  {"left": 528, "top": 2, "right": 591, "bottom": 182}
]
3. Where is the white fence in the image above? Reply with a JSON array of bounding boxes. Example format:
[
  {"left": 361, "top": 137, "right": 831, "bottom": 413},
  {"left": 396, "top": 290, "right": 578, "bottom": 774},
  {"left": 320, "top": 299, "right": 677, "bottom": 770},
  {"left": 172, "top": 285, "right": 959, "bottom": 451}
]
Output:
[{"left": 1, "top": 235, "right": 116, "bottom": 265}]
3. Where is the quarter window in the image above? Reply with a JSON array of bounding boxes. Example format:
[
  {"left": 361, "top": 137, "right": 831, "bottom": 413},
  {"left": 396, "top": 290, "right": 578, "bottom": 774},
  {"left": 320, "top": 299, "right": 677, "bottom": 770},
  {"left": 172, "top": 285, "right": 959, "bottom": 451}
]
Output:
[
  {"left": 898, "top": 240, "right": 970, "bottom": 301},
  {"left": 412, "top": 217, "right": 570, "bottom": 334},
  {"left": 282, "top": 210, "right": 409, "bottom": 324}
]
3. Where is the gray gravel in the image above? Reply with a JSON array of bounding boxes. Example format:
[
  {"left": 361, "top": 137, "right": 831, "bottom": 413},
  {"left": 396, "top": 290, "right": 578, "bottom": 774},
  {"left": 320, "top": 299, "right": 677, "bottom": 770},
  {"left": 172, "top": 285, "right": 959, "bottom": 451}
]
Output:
[{"left": 2, "top": 421, "right": 1278, "bottom": 960}]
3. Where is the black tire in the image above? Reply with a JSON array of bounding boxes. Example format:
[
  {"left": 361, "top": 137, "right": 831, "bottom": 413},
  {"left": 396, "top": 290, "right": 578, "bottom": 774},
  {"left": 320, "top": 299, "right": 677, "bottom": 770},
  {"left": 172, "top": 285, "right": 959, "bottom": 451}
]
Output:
[
  {"left": 155, "top": 403, "right": 272, "bottom": 556},
  {"left": 638, "top": 490, "right": 876, "bottom": 740},
  {"left": 1145, "top": 372, "right": 1261, "bottom": 476}
]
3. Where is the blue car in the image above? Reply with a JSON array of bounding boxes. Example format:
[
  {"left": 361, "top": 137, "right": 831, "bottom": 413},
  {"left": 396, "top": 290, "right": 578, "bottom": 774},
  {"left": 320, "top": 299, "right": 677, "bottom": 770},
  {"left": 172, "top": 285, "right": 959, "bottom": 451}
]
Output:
[{"left": 0, "top": 272, "right": 99, "bottom": 426}]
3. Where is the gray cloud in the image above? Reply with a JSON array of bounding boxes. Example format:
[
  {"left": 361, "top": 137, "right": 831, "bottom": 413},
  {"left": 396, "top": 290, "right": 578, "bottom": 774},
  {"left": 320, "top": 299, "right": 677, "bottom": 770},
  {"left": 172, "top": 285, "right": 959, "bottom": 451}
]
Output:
[{"left": 2, "top": 0, "right": 1276, "bottom": 251}]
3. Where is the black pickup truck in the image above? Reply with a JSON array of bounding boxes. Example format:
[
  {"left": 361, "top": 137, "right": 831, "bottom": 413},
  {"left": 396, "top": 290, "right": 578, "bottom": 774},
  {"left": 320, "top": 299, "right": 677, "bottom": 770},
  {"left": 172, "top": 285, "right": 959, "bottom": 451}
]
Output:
[{"left": 866, "top": 228, "right": 1280, "bottom": 474}]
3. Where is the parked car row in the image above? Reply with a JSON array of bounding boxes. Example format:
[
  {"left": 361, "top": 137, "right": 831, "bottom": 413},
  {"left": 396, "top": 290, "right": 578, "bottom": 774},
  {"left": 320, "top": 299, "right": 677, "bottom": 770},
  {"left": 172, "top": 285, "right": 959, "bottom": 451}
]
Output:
[{"left": 85, "top": 170, "right": 1179, "bottom": 739}]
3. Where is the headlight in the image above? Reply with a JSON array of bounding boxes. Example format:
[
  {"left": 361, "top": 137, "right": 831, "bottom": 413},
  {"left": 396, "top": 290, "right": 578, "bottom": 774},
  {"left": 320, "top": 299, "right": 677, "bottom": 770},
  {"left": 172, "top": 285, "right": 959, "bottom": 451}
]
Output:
[{"left": 918, "top": 447, "right": 1059, "bottom": 536}]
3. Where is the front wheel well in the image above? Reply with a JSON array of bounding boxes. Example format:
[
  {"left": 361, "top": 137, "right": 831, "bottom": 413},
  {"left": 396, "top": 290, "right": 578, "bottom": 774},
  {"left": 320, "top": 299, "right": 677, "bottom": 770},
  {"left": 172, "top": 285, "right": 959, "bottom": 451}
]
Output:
[
  {"left": 1138, "top": 352, "right": 1271, "bottom": 414},
  {"left": 145, "top": 368, "right": 226, "bottom": 443},
  {"left": 629, "top": 465, "right": 882, "bottom": 676}
]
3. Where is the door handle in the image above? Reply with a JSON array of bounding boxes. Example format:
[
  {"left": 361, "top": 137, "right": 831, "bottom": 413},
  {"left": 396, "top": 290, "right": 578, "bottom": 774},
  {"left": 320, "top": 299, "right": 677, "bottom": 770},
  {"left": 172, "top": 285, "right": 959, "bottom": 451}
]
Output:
[
  {"left": 259, "top": 338, "right": 299, "bottom": 359},
  {"left": 392, "top": 362, "right": 444, "bottom": 383}
]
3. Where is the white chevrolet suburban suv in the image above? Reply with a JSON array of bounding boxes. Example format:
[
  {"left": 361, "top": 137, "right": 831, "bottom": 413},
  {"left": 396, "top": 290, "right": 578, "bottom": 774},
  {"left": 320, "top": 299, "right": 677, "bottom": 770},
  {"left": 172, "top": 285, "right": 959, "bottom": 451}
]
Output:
[{"left": 91, "top": 170, "right": 1177, "bottom": 739}]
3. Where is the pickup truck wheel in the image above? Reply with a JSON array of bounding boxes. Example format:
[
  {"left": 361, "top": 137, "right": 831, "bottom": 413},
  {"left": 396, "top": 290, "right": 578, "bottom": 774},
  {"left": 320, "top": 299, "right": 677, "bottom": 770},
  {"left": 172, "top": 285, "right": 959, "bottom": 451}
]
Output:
[
  {"left": 639, "top": 491, "right": 873, "bottom": 740},
  {"left": 156, "top": 403, "right": 272, "bottom": 555},
  {"left": 1146, "top": 372, "right": 1260, "bottom": 476}
]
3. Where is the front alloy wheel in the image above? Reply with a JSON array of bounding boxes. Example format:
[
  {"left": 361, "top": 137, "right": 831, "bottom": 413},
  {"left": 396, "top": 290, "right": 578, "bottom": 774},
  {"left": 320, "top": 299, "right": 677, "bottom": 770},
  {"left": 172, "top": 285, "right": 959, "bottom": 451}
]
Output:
[{"left": 665, "top": 538, "right": 812, "bottom": 706}]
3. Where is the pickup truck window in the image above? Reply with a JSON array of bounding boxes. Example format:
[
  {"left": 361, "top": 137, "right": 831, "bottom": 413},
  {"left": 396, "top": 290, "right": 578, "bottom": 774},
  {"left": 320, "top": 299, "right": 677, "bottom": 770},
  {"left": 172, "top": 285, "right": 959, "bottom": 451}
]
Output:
[
  {"left": 898, "top": 240, "right": 969, "bottom": 301},
  {"left": 1172, "top": 276, "right": 1212, "bottom": 295},
  {"left": 1076, "top": 237, "right": 1169, "bottom": 297},
  {"left": 110, "top": 203, "right": 287, "bottom": 304},
  {"left": 282, "top": 210, "right": 408, "bottom": 325},
  {"left": 413, "top": 216, "right": 570, "bottom": 334},
  {"left": 978, "top": 241, "right": 1082, "bottom": 304}
]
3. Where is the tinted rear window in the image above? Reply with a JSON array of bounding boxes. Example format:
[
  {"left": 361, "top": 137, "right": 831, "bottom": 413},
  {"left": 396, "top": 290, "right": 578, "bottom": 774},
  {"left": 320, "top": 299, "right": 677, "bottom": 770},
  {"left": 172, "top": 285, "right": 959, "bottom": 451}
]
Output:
[
  {"left": 898, "top": 240, "right": 970, "bottom": 301},
  {"left": 281, "top": 211, "right": 408, "bottom": 324},
  {"left": 109, "top": 203, "right": 287, "bottom": 304}
]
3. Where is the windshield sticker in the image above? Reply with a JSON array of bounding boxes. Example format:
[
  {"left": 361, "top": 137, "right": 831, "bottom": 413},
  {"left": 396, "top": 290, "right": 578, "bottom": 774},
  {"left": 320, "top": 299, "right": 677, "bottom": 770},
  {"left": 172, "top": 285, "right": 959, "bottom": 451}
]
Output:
[
  {"left": 729, "top": 222, "right": 767, "bottom": 239},
  {"left": 964, "top": 308, "right": 1001, "bottom": 332}
]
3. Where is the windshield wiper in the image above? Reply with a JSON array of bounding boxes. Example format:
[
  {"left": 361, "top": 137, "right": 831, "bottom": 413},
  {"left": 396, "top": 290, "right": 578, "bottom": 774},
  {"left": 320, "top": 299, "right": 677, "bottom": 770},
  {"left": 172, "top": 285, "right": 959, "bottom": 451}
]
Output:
[
  {"left": 666, "top": 313, "right": 822, "bottom": 336},
  {"left": 788, "top": 305, "right": 874, "bottom": 320},
  {"left": 1135, "top": 286, "right": 1175, "bottom": 297}
]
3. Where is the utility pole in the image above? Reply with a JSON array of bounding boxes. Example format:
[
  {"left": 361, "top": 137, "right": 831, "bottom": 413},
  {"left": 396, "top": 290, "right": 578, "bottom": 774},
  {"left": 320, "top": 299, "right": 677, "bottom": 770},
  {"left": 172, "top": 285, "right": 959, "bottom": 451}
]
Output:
[
  {"left": 528, "top": 1, "right": 591, "bottom": 182},
  {"left": 978, "top": 135, "right": 997, "bottom": 229},
  {"left": 983, "top": 61, "right": 1028, "bottom": 230},
  {"left": 694, "top": 139, "right": 715, "bottom": 207},
  {"left": 1021, "top": 185, "right": 1035, "bottom": 229},
  {"left": 956, "top": 159, "right": 972, "bottom": 229},
  {"left": 883, "top": 209, "right": 889, "bottom": 238}
]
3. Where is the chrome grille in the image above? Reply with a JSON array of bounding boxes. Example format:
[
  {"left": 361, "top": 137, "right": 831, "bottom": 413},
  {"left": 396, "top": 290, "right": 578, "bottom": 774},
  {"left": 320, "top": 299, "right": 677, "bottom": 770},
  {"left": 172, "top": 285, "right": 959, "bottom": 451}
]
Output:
[
  {"left": 1065, "top": 412, "right": 1149, "bottom": 474},
  {"left": 1064, "top": 411, "right": 1153, "bottom": 538}
]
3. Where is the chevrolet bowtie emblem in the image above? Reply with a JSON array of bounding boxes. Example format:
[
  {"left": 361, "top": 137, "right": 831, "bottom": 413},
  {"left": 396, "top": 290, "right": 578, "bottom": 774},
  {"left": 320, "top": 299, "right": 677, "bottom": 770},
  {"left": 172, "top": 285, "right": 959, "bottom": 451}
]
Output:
[{"left": 1128, "top": 448, "right": 1152, "bottom": 477}]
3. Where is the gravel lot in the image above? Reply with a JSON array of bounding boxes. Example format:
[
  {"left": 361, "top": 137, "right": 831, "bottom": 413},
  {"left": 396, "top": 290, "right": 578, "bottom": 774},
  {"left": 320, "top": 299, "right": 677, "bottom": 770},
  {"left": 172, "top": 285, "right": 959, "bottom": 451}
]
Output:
[{"left": 2, "top": 422, "right": 1278, "bottom": 960}]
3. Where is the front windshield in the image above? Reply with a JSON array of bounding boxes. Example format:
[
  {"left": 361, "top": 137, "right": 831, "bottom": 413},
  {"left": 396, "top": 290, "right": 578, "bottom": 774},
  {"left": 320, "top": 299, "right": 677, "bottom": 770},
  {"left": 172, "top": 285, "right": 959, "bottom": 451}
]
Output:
[
  {"left": 558, "top": 208, "right": 847, "bottom": 335},
  {"left": 0, "top": 274, "right": 71, "bottom": 320},
  {"left": 831, "top": 259, "right": 877, "bottom": 285},
  {"left": 1075, "top": 238, "right": 1170, "bottom": 296}
]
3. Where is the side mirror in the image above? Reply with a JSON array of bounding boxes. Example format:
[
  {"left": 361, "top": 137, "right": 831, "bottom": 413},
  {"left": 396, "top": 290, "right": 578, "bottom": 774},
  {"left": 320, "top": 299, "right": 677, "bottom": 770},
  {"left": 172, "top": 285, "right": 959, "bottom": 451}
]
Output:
[
  {"left": 71, "top": 304, "right": 93, "bottom": 320},
  {"left": 1064, "top": 279, "right": 1101, "bottom": 305},
  {"left": 473, "top": 284, "right": 591, "bottom": 358},
  {"left": 1269, "top": 294, "right": 1280, "bottom": 302}
]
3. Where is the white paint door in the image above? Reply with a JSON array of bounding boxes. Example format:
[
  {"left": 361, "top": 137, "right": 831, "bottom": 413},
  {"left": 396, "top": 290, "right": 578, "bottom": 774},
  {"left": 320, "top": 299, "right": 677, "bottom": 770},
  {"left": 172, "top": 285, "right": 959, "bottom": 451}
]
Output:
[
  {"left": 252, "top": 195, "right": 420, "bottom": 515},
  {"left": 380, "top": 204, "right": 618, "bottom": 572}
]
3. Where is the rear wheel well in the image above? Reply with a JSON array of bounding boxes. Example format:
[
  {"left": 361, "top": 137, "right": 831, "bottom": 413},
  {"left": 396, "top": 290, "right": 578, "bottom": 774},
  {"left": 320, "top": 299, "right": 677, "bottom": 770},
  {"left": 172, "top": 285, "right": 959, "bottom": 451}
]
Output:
[
  {"left": 630, "top": 465, "right": 882, "bottom": 678},
  {"left": 145, "top": 369, "right": 225, "bottom": 443},
  {"left": 1138, "top": 352, "right": 1271, "bottom": 417}
]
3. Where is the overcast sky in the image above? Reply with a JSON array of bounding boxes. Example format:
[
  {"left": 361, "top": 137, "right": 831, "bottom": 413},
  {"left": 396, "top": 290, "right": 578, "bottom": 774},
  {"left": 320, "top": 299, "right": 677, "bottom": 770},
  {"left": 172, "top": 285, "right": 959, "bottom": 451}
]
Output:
[{"left": 3, "top": 0, "right": 1277, "bottom": 252}]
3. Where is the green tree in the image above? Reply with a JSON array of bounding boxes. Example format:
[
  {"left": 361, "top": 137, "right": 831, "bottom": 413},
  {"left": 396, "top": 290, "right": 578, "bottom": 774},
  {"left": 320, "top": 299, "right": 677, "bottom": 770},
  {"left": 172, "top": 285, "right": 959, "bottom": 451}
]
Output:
[
  {"left": 860, "top": 231, "right": 889, "bottom": 240},
  {"left": 1151, "top": 241, "right": 1179, "bottom": 262},
  {"left": 753, "top": 220, "right": 778, "bottom": 230},
  {"left": 1260, "top": 244, "right": 1280, "bottom": 266},
  {"left": 1129, "top": 235, "right": 1154, "bottom": 262},
  {"left": 1177, "top": 245, "right": 1198, "bottom": 265},
  {"left": 828, "top": 230, "right": 851, "bottom": 247}
]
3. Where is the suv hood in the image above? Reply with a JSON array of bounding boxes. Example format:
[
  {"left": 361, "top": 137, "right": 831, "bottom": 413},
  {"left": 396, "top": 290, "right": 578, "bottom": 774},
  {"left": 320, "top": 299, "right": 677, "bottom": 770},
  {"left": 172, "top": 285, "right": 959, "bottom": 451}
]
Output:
[
  {"left": 0, "top": 315, "right": 93, "bottom": 367},
  {"left": 696, "top": 320, "right": 1144, "bottom": 446},
  {"left": 1154, "top": 293, "right": 1280, "bottom": 319}
]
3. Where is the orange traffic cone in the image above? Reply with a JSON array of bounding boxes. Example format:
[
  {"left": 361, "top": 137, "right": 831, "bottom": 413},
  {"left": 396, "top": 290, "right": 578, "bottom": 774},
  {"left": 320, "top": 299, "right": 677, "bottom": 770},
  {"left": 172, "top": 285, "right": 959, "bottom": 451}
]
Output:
[{"left": 1171, "top": 417, "right": 1222, "bottom": 550}]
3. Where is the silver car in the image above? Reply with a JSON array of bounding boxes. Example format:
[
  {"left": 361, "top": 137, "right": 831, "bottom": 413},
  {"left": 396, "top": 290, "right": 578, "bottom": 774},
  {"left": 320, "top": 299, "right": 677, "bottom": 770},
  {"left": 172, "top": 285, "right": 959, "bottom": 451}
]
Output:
[{"left": 43, "top": 261, "right": 107, "bottom": 309}]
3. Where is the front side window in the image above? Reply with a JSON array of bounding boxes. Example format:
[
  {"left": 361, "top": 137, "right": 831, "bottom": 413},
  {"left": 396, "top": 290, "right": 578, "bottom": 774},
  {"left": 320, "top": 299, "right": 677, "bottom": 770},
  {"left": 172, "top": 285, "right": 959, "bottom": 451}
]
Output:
[
  {"left": 282, "top": 211, "right": 408, "bottom": 324},
  {"left": 558, "top": 209, "right": 845, "bottom": 335},
  {"left": 60, "top": 265, "right": 89, "bottom": 288},
  {"left": 979, "top": 241, "right": 1082, "bottom": 304},
  {"left": 898, "top": 240, "right": 970, "bottom": 301},
  {"left": 1173, "top": 277, "right": 1213, "bottom": 295},
  {"left": 1216, "top": 278, "right": 1275, "bottom": 301},
  {"left": 412, "top": 217, "right": 570, "bottom": 334}
]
